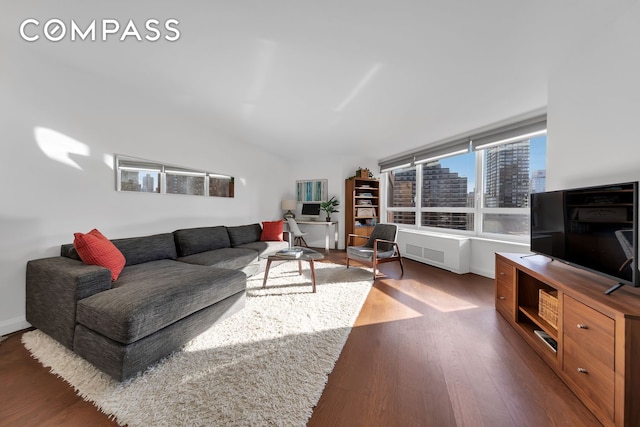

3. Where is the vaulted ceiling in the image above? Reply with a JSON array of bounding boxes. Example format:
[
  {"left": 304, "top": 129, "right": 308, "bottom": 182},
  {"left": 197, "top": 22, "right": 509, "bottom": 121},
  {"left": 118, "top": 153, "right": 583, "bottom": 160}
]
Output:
[{"left": 4, "top": 1, "right": 635, "bottom": 160}]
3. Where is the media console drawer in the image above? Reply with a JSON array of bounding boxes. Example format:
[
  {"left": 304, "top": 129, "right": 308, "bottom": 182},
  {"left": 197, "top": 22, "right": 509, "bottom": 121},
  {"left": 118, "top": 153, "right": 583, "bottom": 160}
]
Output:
[
  {"left": 495, "top": 257, "right": 515, "bottom": 319},
  {"left": 563, "top": 295, "right": 614, "bottom": 369},
  {"left": 563, "top": 335, "right": 615, "bottom": 423}
]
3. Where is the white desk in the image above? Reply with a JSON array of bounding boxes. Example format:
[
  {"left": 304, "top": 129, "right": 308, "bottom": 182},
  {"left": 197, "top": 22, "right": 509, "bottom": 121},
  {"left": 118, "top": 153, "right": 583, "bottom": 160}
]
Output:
[{"left": 296, "top": 220, "right": 339, "bottom": 252}]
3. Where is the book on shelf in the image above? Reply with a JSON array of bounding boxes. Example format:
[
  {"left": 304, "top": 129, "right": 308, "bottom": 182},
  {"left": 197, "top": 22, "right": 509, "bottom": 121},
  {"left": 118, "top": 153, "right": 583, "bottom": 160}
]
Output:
[{"left": 534, "top": 330, "right": 557, "bottom": 353}]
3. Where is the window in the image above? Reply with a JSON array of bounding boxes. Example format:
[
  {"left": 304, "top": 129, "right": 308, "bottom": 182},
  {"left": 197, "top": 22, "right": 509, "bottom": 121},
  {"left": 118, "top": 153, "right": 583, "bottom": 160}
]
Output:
[
  {"left": 479, "top": 136, "right": 546, "bottom": 236},
  {"left": 421, "top": 151, "right": 475, "bottom": 231},
  {"left": 115, "top": 155, "right": 234, "bottom": 198},
  {"left": 381, "top": 115, "right": 546, "bottom": 240},
  {"left": 117, "top": 158, "right": 162, "bottom": 193},
  {"left": 165, "top": 168, "right": 206, "bottom": 196},
  {"left": 385, "top": 166, "right": 417, "bottom": 225}
]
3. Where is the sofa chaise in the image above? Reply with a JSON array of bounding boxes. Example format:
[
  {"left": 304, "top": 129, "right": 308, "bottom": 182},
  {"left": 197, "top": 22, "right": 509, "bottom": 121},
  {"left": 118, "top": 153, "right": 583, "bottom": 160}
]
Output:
[{"left": 26, "top": 223, "right": 288, "bottom": 381}]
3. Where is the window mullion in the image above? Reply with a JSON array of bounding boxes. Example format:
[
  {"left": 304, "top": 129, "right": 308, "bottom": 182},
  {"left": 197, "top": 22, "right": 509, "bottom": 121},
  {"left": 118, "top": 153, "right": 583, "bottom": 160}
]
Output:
[
  {"left": 416, "top": 163, "right": 422, "bottom": 226},
  {"left": 475, "top": 150, "right": 484, "bottom": 234}
]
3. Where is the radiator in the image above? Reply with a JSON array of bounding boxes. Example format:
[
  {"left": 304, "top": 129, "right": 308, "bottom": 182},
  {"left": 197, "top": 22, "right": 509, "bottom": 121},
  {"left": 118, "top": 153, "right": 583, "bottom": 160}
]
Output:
[{"left": 398, "top": 230, "right": 470, "bottom": 274}]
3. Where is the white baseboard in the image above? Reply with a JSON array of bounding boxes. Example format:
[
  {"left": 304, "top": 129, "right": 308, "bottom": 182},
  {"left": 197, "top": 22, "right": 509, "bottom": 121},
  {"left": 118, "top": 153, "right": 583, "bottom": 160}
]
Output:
[
  {"left": 0, "top": 316, "right": 30, "bottom": 336},
  {"left": 471, "top": 265, "right": 495, "bottom": 279}
]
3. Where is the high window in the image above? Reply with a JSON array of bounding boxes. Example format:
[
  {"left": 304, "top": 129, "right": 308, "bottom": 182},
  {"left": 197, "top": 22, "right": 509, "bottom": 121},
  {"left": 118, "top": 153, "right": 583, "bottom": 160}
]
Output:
[
  {"left": 115, "top": 155, "right": 234, "bottom": 198},
  {"left": 381, "top": 115, "right": 546, "bottom": 240}
]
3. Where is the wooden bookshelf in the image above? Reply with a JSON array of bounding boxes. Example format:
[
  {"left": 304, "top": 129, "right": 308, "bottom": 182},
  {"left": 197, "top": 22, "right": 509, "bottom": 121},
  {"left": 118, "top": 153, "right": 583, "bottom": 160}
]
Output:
[{"left": 345, "top": 177, "right": 380, "bottom": 241}]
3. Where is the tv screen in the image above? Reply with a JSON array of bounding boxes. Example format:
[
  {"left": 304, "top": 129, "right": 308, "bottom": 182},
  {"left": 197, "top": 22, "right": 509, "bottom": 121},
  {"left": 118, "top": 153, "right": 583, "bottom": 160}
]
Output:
[{"left": 530, "top": 182, "right": 638, "bottom": 289}]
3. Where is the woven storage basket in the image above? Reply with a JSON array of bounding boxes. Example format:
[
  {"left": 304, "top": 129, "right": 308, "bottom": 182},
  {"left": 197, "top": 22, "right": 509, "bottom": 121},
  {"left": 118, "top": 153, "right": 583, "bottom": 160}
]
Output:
[{"left": 538, "top": 289, "right": 558, "bottom": 329}]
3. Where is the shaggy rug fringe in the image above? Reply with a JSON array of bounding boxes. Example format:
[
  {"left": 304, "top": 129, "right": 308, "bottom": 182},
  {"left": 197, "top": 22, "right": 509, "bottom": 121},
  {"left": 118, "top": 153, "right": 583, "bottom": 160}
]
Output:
[{"left": 23, "top": 261, "right": 372, "bottom": 426}]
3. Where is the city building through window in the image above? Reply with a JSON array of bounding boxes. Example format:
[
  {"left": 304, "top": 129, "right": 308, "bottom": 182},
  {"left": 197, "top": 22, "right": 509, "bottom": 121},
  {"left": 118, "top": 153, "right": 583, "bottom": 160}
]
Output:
[{"left": 381, "top": 115, "right": 546, "bottom": 240}]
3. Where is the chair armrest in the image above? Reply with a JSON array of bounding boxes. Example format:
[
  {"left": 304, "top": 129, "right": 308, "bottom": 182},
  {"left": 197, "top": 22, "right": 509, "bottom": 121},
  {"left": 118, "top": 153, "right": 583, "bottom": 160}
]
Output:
[
  {"left": 373, "top": 238, "right": 401, "bottom": 256},
  {"left": 347, "top": 233, "right": 369, "bottom": 246},
  {"left": 373, "top": 238, "right": 396, "bottom": 245},
  {"left": 26, "top": 257, "right": 112, "bottom": 349}
]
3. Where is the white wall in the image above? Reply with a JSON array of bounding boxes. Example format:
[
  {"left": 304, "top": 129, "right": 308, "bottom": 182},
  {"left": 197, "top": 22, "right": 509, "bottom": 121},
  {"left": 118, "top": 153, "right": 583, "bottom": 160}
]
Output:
[
  {"left": 472, "top": 5, "right": 640, "bottom": 279},
  {"left": 547, "top": 3, "right": 640, "bottom": 191},
  {"left": 0, "top": 40, "right": 290, "bottom": 335}
]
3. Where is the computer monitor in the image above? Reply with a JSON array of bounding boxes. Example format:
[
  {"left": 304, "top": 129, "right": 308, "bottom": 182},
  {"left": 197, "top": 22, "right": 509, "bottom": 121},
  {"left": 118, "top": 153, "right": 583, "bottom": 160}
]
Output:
[{"left": 301, "top": 202, "right": 321, "bottom": 219}]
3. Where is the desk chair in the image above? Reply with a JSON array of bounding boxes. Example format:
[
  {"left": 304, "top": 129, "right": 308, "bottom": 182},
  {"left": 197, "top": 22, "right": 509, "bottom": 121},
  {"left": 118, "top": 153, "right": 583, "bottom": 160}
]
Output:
[
  {"left": 346, "top": 223, "right": 404, "bottom": 280},
  {"left": 287, "top": 218, "right": 309, "bottom": 247}
]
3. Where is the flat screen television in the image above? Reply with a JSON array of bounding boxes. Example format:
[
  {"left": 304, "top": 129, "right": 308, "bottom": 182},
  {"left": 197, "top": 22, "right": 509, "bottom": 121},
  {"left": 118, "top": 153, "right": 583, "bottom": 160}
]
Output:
[{"left": 530, "top": 181, "right": 638, "bottom": 294}]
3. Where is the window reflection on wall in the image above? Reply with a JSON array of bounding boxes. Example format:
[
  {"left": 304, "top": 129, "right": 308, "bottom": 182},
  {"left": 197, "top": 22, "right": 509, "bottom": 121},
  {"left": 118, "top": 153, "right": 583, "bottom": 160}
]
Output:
[{"left": 115, "top": 155, "right": 234, "bottom": 198}]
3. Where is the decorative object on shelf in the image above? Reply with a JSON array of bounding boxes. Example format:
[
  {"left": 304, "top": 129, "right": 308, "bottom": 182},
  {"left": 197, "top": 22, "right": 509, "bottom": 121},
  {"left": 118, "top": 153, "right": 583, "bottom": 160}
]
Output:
[
  {"left": 538, "top": 289, "right": 558, "bottom": 329},
  {"left": 320, "top": 196, "right": 340, "bottom": 222},
  {"left": 296, "top": 179, "right": 327, "bottom": 202},
  {"left": 281, "top": 199, "right": 297, "bottom": 220},
  {"left": 347, "top": 167, "right": 375, "bottom": 180},
  {"left": 357, "top": 207, "right": 376, "bottom": 217}
]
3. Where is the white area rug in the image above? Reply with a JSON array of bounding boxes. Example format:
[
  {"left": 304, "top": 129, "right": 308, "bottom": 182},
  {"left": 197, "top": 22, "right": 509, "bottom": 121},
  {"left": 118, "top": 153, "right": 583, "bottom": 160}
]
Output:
[{"left": 22, "top": 261, "right": 372, "bottom": 426}]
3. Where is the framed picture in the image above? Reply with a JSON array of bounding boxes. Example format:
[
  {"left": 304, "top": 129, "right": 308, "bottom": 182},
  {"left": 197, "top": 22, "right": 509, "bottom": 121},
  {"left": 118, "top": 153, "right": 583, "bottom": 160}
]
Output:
[{"left": 296, "top": 179, "right": 327, "bottom": 202}]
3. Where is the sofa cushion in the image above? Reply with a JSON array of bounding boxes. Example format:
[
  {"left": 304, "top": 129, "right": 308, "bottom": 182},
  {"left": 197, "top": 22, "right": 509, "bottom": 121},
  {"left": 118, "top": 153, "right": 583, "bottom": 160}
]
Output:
[
  {"left": 260, "top": 220, "right": 284, "bottom": 241},
  {"left": 111, "top": 233, "right": 178, "bottom": 266},
  {"left": 76, "top": 259, "right": 246, "bottom": 344},
  {"left": 236, "top": 241, "right": 290, "bottom": 258},
  {"left": 227, "top": 223, "right": 262, "bottom": 247},
  {"left": 73, "top": 229, "right": 126, "bottom": 281},
  {"left": 177, "top": 247, "right": 258, "bottom": 270},
  {"left": 174, "top": 226, "right": 230, "bottom": 257}
]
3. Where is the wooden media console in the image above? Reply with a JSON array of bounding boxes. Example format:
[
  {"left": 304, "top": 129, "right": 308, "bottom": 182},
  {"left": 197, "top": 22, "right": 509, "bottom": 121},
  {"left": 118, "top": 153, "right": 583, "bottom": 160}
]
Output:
[{"left": 495, "top": 252, "right": 640, "bottom": 427}]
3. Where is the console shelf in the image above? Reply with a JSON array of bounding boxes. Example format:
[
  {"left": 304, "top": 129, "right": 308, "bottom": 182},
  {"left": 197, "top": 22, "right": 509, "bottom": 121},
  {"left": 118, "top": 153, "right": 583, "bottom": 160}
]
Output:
[
  {"left": 495, "top": 252, "right": 640, "bottom": 427},
  {"left": 518, "top": 305, "right": 558, "bottom": 339}
]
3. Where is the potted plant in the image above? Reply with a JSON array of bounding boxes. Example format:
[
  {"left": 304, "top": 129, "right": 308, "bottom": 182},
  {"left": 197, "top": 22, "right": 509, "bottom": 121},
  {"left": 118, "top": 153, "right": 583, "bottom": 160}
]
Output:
[{"left": 320, "top": 196, "right": 340, "bottom": 221}]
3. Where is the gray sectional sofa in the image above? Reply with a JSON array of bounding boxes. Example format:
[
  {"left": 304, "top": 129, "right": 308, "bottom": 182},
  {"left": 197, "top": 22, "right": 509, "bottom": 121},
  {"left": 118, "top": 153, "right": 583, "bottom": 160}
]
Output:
[{"left": 26, "top": 223, "right": 288, "bottom": 381}]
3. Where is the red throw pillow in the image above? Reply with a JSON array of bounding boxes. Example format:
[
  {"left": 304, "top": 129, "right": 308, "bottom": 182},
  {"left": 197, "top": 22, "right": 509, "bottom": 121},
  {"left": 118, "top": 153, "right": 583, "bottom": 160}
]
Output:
[
  {"left": 261, "top": 220, "right": 284, "bottom": 241},
  {"left": 73, "top": 229, "right": 126, "bottom": 281}
]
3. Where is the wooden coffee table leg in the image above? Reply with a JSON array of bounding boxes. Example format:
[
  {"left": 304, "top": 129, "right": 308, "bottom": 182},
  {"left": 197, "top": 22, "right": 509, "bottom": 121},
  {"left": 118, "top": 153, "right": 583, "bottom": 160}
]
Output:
[
  {"left": 298, "top": 260, "right": 302, "bottom": 275},
  {"left": 262, "top": 258, "right": 273, "bottom": 288},
  {"left": 309, "top": 260, "right": 317, "bottom": 293}
]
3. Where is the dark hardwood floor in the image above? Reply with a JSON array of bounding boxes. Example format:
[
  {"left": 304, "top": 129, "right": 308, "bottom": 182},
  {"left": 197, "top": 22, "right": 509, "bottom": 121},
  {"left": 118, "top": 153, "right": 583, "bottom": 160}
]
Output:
[{"left": 0, "top": 252, "right": 601, "bottom": 426}]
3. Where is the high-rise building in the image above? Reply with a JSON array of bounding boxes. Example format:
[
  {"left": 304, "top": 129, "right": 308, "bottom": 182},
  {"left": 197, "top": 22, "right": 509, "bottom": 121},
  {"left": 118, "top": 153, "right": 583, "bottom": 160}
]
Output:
[
  {"left": 142, "top": 174, "right": 155, "bottom": 193},
  {"left": 422, "top": 162, "right": 469, "bottom": 229},
  {"left": 389, "top": 162, "right": 469, "bottom": 229},
  {"left": 530, "top": 169, "right": 546, "bottom": 194},
  {"left": 120, "top": 170, "right": 141, "bottom": 192},
  {"left": 484, "top": 141, "right": 530, "bottom": 208}
]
